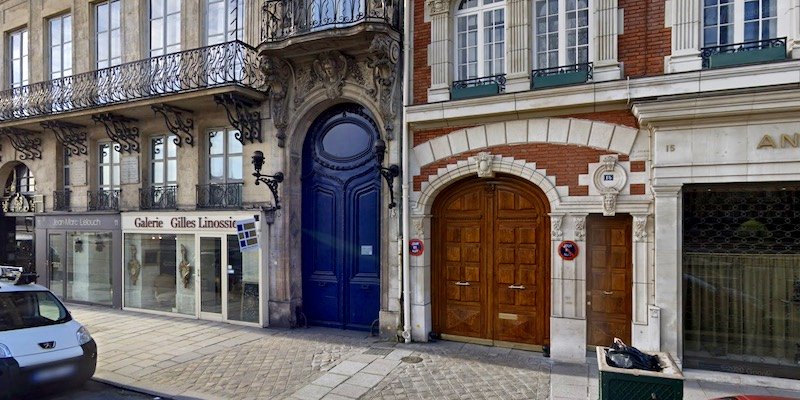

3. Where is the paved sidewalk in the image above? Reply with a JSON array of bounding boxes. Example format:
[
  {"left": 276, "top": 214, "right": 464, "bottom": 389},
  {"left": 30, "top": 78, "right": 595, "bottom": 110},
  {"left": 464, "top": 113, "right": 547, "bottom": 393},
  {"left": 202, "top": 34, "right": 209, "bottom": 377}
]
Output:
[{"left": 69, "top": 304, "right": 800, "bottom": 400}]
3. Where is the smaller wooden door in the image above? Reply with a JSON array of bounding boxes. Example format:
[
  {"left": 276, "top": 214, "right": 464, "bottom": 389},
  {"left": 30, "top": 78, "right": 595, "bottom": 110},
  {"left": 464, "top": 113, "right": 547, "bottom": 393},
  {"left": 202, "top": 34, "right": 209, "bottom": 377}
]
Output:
[{"left": 587, "top": 214, "right": 632, "bottom": 346}]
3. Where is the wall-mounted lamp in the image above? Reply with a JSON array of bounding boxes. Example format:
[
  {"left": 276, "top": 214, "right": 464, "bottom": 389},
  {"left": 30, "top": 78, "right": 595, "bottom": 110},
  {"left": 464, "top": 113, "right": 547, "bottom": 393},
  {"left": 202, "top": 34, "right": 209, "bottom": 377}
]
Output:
[
  {"left": 374, "top": 138, "right": 400, "bottom": 209},
  {"left": 251, "top": 151, "right": 284, "bottom": 220}
]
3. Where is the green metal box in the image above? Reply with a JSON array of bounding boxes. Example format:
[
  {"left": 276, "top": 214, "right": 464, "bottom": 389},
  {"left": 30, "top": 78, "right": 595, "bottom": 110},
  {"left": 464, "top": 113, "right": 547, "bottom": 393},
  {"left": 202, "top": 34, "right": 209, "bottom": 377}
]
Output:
[
  {"left": 597, "top": 347, "right": 684, "bottom": 400},
  {"left": 531, "top": 69, "right": 589, "bottom": 90},
  {"left": 708, "top": 44, "right": 786, "bottom": 68},
  {"left": 450, "top": 83, "right": 500, "bottom": 100}
]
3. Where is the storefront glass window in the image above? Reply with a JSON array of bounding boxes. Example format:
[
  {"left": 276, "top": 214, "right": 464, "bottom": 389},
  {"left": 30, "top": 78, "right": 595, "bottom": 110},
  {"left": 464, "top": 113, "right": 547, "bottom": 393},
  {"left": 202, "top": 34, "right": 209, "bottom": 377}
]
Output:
[
  {"left": 124, "top": 234, "right": 195, "bottom": 315},
  {"left": 65, "top": 232, "right": 113, "bottom": 305},
  {"left": 226, "top": 235, "right": 258, "bottom": 323},
  {"left": 683, "top": 183, "right": 800, "bottom": 379}
]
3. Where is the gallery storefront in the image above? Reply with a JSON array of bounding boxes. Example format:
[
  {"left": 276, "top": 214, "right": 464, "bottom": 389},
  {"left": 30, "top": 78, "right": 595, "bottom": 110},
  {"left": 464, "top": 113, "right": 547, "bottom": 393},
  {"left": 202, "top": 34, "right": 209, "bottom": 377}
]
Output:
[
  {"left": 635, "top": 90, "right": 800, "bottom": 380},
  {"left": 121, "top": 211, "right": 268, "bottom": 327},
  {"left": 35, "top": 214, "right": 122, "bottom": 307}
]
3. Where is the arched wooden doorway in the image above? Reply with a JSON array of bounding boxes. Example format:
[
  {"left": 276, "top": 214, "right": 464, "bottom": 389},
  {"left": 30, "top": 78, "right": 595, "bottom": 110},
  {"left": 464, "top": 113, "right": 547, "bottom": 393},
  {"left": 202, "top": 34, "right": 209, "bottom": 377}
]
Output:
[{"left": 432, "top": 175, "right": 550, "bottom": 347}]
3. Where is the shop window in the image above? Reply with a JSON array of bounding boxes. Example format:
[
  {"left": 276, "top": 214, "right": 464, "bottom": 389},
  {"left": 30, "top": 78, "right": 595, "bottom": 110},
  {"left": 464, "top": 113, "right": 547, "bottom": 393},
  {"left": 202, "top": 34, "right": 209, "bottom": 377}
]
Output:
[
  {"left": 124, "top": 234, "right": 195, "bottom": 315},
  {"left": 62, "top": 232, "right": 113, "bottom": 305},
  {"left": 683, "top": 183, "right": 800, "bottom": 379}
]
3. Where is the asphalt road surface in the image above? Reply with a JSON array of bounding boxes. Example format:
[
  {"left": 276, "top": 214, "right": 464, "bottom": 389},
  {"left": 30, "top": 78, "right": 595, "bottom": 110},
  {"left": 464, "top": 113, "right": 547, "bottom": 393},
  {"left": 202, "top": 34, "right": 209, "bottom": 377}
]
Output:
[{"left": 18, "top": 380, "right": 163, "bottom": 400}]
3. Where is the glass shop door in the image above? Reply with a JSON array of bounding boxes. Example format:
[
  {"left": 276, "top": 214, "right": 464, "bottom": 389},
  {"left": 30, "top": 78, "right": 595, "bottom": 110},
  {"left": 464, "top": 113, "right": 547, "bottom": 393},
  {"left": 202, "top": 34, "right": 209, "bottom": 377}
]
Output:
[{"left": 198, "top": 236, "right": 225, "bottom": 321}]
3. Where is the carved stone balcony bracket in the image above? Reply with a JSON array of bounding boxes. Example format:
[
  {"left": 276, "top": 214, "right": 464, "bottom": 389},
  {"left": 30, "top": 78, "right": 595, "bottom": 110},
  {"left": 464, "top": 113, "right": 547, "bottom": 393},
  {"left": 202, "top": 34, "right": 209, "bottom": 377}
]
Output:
[
  {"left": 0, "top": 127, "right": 42, "bottom": 160},
  {"left": 92, "top": 113, "right": 141, "bottom": 154},
  {"left": 214, "top": 93, "right": 262, "bottom": 145},
  {"left": 152, "top": 104, "right": 195, "bottom": 147},
  {"left": 260, "top": 55, "right": 292, "bottom": 148},
  {"left": 41, "top": 121, "right": 88, "bottom": 156}
]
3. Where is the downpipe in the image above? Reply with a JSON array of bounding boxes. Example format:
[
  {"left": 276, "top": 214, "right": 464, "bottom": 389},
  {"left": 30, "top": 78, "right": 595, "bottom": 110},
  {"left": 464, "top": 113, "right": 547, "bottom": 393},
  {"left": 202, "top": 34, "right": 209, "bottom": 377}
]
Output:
[{"left": 400, "top": 0, "right": 412, "bottom": 343}]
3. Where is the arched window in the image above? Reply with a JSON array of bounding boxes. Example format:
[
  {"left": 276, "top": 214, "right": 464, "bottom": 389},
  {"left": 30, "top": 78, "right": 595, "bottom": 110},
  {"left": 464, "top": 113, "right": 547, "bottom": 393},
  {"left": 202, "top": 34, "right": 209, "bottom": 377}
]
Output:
[
  {"left": 4, "top": 164, "right": 35, "bottom": 195},
  {"left": 454, "top": 0, "right": 505, "bottom": 80},
  {"left": 703, "top": 0, "right": 777, "bottom": 47},
  {"left": 533, "top": 0, "right": 590, "bottom": 69}
]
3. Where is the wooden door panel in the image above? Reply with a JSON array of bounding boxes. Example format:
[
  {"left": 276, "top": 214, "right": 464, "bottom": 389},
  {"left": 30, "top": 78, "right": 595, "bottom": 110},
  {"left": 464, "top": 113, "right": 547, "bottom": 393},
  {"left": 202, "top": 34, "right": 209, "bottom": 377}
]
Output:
[
  {"left": 434, "top": 177, "right": 549, "bottom": 346},
  {"left": 587, "top": 215, "right": 632, "bottom": 346}
]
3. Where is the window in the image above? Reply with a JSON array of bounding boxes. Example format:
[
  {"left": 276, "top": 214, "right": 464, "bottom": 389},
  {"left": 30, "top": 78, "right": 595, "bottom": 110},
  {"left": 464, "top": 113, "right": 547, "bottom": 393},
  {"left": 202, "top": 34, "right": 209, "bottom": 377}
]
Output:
[
  {"left": 150, "top": 0, "right": 181, "bottom": 56},
  {"left": 63, "top": 149, "right": 70, "bottom": 190},
  {"left": 96, "top": 0, "right": 122, "bottom": 68},
  {"left": 703, "top": 0, "right": 777, "bottom": 47},
  {"left": 4, "top": 164, "right": 35, "bottom": 195},
  {"left": 151, "top": 135, "right": 177, "bottom": 187},
  {"left": 49, "top": 14, "right": 72, "bottom": 79},
  {"left": 455, "top": 0, "right": 505, "bottom": 80},
  {"left": 533, "top": 0, "right": 589, "bottom": 69},
  {"left": 206, "top": 0, "right": 244, "bottom": 45},
  {"left": 208, "top": 129, "right": 242, "bottom": 183},
  {"left": 9, "top": 29, "right": 28, "bottom": 88},
  {"left": 98, "top": 143, "right": 121, "bottom": 191}
]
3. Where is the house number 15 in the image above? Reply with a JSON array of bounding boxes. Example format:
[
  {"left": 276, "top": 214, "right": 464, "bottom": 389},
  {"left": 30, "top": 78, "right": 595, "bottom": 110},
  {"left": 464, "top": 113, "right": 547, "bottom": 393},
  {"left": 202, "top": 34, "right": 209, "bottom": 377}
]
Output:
[{"left": 665, "top": 144, "right": 676, "bottom": 152}]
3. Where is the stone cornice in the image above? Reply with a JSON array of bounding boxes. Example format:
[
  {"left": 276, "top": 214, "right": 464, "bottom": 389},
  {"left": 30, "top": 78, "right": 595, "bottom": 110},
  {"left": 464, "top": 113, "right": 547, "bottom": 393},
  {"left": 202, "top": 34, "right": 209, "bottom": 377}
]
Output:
[{"left": 407, "top": 60, "right": 800, "bottom": 129}]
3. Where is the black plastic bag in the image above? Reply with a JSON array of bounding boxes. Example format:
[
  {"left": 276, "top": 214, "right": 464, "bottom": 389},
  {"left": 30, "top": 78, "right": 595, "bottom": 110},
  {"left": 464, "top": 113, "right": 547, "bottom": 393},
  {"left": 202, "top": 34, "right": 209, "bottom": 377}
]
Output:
[{"left": 605, "top": 338, "right": 662, "bottom": 372}]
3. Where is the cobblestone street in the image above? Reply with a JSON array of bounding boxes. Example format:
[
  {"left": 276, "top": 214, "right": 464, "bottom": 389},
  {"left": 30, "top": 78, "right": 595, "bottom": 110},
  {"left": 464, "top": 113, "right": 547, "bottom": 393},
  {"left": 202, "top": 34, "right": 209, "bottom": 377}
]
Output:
[{"left": 70, "top": 304, "right": 800, "bottom": 400}]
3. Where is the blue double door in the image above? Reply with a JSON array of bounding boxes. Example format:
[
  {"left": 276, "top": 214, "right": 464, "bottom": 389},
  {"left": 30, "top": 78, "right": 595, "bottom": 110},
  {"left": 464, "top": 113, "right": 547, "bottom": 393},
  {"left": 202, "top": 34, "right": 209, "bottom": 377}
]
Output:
[{"left": 302, "top": 104, "right": 381, "bottom": 330}]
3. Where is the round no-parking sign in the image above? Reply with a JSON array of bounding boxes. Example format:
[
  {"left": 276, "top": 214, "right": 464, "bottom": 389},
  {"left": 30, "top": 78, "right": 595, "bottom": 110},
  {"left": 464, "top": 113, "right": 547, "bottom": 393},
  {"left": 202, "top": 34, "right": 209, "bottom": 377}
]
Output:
[
  {"left": 558, "top": 240, "right": 579, "bottom": 261},
  {"left": 409, "top": 239, "right": 424, "bottom": 256}
]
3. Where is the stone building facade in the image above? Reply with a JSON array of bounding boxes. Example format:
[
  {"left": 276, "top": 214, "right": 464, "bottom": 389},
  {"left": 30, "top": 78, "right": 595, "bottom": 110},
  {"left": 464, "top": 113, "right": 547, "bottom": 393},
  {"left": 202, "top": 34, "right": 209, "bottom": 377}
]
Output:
[
  {"left": 0, "top": 0, "right": 403, "bottom": 335},
  {"left": 406, "top": 0, "right": 800, "bottom": 380}
]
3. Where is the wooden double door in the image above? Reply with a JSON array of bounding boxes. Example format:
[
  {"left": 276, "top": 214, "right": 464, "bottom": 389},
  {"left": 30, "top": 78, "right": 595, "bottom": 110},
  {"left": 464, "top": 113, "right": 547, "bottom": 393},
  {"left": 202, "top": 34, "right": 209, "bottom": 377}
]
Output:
[{"left": 432, "top": 176, "right": 550, "bottom": 346}]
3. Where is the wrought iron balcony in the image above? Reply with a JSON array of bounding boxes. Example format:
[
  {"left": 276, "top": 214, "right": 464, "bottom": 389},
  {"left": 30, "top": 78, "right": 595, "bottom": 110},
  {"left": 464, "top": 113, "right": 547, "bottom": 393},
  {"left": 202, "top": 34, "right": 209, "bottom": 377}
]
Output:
[
  {"left": 87, "top": 189, "right": 121, "bottom": 211},
  {"left": 701, "top": 37, "right": 787, "bottom": 69},
  {"left": 261, "top": 0, "right": 399, "bottom": 42},
  {"left": 196, "top": 183, "right": 243, "bottom": 209},
  {"left": 53, "top": 189, "right": 71, "bottom": 212},
  {"left": 531, "top": 62, "right": 593, "bottom": 90},
  {"left": 0, "top": 41, "right": 262, "bottom": 122},
  {"left": 451, "top": 74, "right": 506, "bottom": 101},
  {"left": 139, "top": 185, "right": 178, "bottom": 210}
]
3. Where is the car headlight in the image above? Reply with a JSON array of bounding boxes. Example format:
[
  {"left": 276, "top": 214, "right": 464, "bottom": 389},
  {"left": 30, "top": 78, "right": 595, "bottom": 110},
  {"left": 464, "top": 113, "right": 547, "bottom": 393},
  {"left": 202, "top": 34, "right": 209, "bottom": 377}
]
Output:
[
  {"left": 0, "top": 344, "right": 11, "bottom": 358},
  {"left": 76, "top": 326, "right": 93, "bottom": 346}
]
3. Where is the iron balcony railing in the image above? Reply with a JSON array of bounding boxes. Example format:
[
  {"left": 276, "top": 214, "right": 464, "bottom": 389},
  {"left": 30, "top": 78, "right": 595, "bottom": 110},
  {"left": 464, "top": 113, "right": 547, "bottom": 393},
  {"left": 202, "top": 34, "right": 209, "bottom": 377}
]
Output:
[
  {"left": 196, "top": 183, "right": 243, "bottom": 209},
  {"left": 53, "top": 189, "right": 71, "bottom": 211},
  {"left": 701, "top": 37, "right": 787, "bottom": 68},
  {"left": 0, "top": 41, "right": 262, "bottom": 122},
  {"left": 87, "top": 189, "right": 120, "bottom": 211},
  {"left": 139, "top": 185, "right": 178, "bottom": 210},
  {"left": 261, "top": 0, "right": 399, "bottom": 42}
]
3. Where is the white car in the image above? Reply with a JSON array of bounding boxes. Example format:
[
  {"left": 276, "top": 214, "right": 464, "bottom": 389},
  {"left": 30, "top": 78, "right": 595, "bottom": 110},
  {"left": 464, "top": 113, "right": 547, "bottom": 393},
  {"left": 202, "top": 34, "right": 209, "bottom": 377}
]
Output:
[{"left": 0, "top": 266, "right": 97, "bottom": 399}]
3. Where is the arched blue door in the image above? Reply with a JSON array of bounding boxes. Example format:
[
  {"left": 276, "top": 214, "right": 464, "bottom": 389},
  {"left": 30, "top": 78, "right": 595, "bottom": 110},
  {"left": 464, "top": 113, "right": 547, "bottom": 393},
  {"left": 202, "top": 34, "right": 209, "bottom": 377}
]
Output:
[{"left": 302, "top": 104, "right": 381, "bottom": 330}]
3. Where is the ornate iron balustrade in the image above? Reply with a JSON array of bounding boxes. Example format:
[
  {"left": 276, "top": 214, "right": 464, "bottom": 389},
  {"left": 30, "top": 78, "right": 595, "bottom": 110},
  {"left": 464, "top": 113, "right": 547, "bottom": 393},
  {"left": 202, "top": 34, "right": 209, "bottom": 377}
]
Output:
[
  {"left": 262, "top": 0, "right": 399, "bottom": 42},
  {"left": 701, "top": 37, "right": 787, "bottom": 68},
  {"left": 450, "top": 74, "right": 506, "bottom": 100},
  {"left": 196, "top": 183, "right": 243, "bottom": 209},
  {"left": 87, "top": 189, "right": 121, "bottom": 211},
  {"left": 0, "top": 41, "right": 262, "bottom": 122},
  {"left": 531, "top": 62, "right": 593, "bottom": 90},
  {"left": 53, "top": 189, "right": 71, "bottom": 212},
  {"left": 1, "top": 192, "right": 44, "bottom": 213},
  {"left": 139, "top": 185, "right": 178, "bottom": 210}
]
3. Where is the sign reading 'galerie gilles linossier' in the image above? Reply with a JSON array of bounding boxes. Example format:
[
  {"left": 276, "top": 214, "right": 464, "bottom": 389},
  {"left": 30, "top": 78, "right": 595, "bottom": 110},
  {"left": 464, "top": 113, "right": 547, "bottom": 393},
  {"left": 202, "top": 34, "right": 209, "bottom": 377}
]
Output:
[{"left": 123, "top": 214, "right": 252, "bottom": 231}]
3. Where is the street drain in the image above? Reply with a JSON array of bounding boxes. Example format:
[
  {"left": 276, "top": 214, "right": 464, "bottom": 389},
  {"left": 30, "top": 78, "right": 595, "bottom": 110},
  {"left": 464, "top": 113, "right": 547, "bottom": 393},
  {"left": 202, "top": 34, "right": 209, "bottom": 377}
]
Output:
[
  {"left": 400, "top": 355, "right": 423, "bottom": 364},
  {"left": 363, "top": 347, "right": 394, "bottom": 356}
]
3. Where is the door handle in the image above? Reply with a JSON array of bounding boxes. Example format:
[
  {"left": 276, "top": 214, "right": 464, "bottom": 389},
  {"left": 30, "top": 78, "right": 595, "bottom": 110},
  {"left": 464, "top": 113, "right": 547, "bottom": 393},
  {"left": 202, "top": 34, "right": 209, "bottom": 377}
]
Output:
[
  {"left": 508, "top": 285, "right": 526, "bottom": 290},
  {"left": 603, "top": 291, "right": 614, "bottom": 295},
  {"left": 455, "top": 281, "right": 470, "bottom": 286}
]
